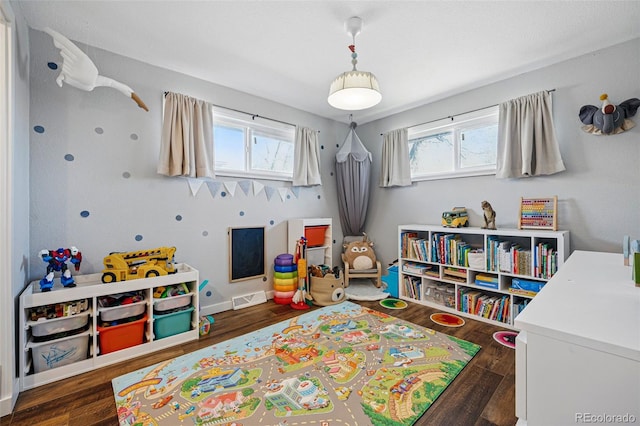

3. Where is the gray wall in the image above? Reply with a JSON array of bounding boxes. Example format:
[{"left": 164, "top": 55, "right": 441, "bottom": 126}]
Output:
[
  {"left": 357, "top": 38, "right": 640, "bottom": 268},
  {"left": 27, "top": 28, "right": 640, "bottom": 314},
  {"left": 28, "top": 28, "right": 349, "bottom": 314}
]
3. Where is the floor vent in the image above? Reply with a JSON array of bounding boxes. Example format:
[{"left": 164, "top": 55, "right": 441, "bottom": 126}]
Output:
[{"left": 231, "top": 290, "right": 267, "bottom": 310}]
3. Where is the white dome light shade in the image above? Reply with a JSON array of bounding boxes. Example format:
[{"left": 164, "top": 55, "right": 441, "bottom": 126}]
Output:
[{"left": 328, "top": 70, "right": 382, "bottom": 110}]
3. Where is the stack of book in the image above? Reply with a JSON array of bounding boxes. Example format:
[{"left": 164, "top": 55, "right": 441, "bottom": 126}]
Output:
[
  {"left": 475, "top": 274, "right": 498, "bottom": 289},
  {"left": 458, "top": 288, "right": 510, "bottom": 324}
]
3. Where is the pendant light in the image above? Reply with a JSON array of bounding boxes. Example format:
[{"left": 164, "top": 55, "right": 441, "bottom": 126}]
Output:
[{"left": 328, "top": 17, "right": 382, "bottom": 111}]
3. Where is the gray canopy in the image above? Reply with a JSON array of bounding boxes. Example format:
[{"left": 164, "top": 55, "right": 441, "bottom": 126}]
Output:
[{"left": 335, "top": 123, "right": 372, "bottom": 236}]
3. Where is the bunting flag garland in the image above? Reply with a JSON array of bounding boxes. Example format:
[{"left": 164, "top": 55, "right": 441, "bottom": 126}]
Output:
[
  {"left": 186, "top": 179, "right": 305, "bottom": 202},
  {"left": 264, "top": 186, "right": 276, "bottom": 201},
  {"left": 252, "top": 181, "right": 265, "bottom": 196},
  {"left": 187, "top": 178, "right": 205, "bottom": 196},
  {"left": 238, "top": 180, "right": 251, "bottom": 195},
  {"left": 223, "top": 181, "right": 238, "bottom": 197},
  {"left": 206, "top": 181, "right": 221, "bottom": 198},
  {"left": 277, "top": 187, "right": 290, "bottom": 202}
]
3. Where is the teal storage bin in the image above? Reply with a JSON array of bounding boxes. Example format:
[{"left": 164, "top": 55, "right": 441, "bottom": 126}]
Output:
[
  {"left": 153, "top": 306, "right": 194, "bottom": 339},
  {"left": 381, "top": 265, "right": 399, "bottom": 298}
]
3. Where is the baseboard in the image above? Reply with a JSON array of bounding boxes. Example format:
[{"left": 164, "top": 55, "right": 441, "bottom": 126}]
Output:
[
  {"left": 199, "top": 292, "right": 274, "bottom": 316},
  {"left": 0, "top": 377, "right": 19, "bottom": 417}
]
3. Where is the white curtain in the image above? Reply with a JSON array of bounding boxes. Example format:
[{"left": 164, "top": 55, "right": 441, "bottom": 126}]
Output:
[
  {"left": 158, "top": 92, "right": 214, "bottom": 178},
  {"left": 379, "top": 128, "right": 412, "bottom": 187},
  {"left": 496, "top": 91, "right": 565, "bottom": 178},
  {"left": 293, "top": 126, "right": 322, "bottom": 186}
]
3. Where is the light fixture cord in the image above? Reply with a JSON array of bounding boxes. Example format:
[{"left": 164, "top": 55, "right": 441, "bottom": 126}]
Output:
[{"left": 349, "top": 32, "right": 358, "bottom": 71}]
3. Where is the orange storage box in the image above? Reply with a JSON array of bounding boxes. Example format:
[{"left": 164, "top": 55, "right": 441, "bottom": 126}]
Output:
[
  {"left": 304, "top": 225, "right": 328, "bottom": 247},
  {"left": 97, "top": 315, "right": 147, "bottom": 354}
]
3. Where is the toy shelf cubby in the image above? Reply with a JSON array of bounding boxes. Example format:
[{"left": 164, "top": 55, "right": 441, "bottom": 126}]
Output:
[
  {"left": 287, "top": 218, "right": 333, "bottom": 267},
  {"left": 398, "top": 225, "right": 569, "bottom": 330},
  {"left": 18, "top": 263, "right": 199, "bottom": 390}
]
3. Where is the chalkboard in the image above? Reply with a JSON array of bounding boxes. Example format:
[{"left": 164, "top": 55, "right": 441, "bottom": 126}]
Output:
[{"left": 229, "top": 226, "right": 266, "bottom": 282}]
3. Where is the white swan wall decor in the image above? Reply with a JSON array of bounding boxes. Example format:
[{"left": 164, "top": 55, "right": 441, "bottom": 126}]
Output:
[{"left": 44, "top": 27, "right": 149, "bottom": 111}]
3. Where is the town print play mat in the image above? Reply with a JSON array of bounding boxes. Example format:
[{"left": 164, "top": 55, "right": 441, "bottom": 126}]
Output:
[{"left": 112, "top": 301, "right": 481, "bottom": 426}]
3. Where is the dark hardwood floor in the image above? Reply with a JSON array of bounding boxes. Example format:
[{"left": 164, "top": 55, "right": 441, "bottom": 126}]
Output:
[{"left": 1, "top": 300, "right": 517, "bottom": 426}]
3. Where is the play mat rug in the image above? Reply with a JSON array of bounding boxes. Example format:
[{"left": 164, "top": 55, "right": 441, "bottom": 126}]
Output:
[{"left": 112, "top": 301, "right": 481, "bottom": 426}]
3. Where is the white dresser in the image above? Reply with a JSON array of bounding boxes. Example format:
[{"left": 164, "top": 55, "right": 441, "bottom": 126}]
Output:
[{"left": 515, "top": 250, "right": 640, "bottom": 425}]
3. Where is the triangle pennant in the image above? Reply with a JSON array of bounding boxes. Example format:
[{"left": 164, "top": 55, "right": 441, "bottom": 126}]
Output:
[
  {"left": 253, "top": 181, "right": 265, "bottom": 196},
  {"left": 223, "top": 181, "right": 238, "bottom": 197},
  {"left": 238, "top": 180, "right": 251, "bottom": 195},
  {"left": 277, "top": 187, "right": 290, "bottom": 202},
  {"left": 187, "top": 178, "right": 205, "bottom": 196},
  {"left": 290, "top": 187, "right": 300, "bottom": 199},
  {"left": 264, "top": 186, "right": 276, "bottom": 201},
  {"left": 206, "top": 181, "right": 221, "bottom": 198}
]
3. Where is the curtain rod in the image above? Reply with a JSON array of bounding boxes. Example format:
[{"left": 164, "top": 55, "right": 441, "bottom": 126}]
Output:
[
  {"left": 380, "top": 88, "right": 556, "bottom": 135},
  {"left": 164, "top": 91, "right": 297, "bottom": 129}
]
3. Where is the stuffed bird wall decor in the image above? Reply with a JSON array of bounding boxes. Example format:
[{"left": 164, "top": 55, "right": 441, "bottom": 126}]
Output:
[
  {"left": 579, "top": 93, "right": 639, "bottom": 135},
  {"left": 44, "top": 27, "right": 149, "bottom": 111}
]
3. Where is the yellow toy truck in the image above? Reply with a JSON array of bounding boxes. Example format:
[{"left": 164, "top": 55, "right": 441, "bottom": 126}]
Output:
[
  {"left": 442, "top": 207, "right": 469, "bottom": 228},
  {"left": 101, "top": 246, "right": 177, "bottom": 283}
]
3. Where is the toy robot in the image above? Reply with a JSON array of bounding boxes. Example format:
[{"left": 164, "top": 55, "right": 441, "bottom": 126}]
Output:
[{"left": 39, "top": 247, "right": 82, "bottom": 292}]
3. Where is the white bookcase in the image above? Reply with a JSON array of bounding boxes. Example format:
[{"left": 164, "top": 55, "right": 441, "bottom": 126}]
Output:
[
  {"left": 18, "top": 263, "right": 199, "bottom": 390},
  {"left": 288, "top": 218, "right": 333, "bottom": 266},
  {"left": 397, "top": 225, "right": 569, "bottom": 329}
]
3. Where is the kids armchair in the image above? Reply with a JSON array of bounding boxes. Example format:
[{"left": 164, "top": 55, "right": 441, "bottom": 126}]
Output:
[{"left": 342, "top": 234, "right": 382, "bottom": 288}]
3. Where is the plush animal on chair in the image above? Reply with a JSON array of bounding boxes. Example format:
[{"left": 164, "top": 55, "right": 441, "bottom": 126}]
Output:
[{"left": 342, "top": 233, "right": 382, "bottom": 288}]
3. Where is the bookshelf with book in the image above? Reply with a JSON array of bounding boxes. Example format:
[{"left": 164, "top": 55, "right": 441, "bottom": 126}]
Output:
[{"left": 398, "top": 225, "right": 570, "bottom": 329}]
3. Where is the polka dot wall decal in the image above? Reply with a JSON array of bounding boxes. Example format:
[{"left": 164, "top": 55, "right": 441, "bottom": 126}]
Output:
[
  {"left": 239, "top": 211, "right": 245, "bottom": 216},
  {"left": 270, "top": 220, "right": 275, "bottom": 225},
  {"left": 202, "top": 231, "right": 209, "bottom": 236},
  {"left": 80, "top": 210, "right": 90, "bottom": 218},
  {"left": 47, "top": 62, "right": 58, "bottom": 70},
  {"left": 221, "top": 191, "right": 227, "bottom": 197},
  {"left": 321, "top": 145, "right": 325, "bottom": 149},
  {"left": 122, "top": 172, "right": 131, "bottom": 178},
  {"left": 336, "top": 144, "right": 339, "bottom": 148},
  {"left": 262, "top": 277, "right": 267, "bottom": 282},
  {"left": 95, "top": 127, "right": 104, "bottom": 134},
  {"left": 130, "top": 133, "right": 139, "bottom": 140},
  {"left": 135, "top": 234, "right": 143, "bottom": 241},
  {"left": 64, "top": 154, "right": 74, "bottom": 161},
  {"left": 175, "top": 215, "right": 183, "bottom": 221},
  {"left": 205, "top": 291, "right": 212, "bottom": 297},
  {"left": 34, "top": 125, "right": 45, "bottom": 134},
  {"left": 330, "top": 172, "right": 334, "bottom": 176},
  {"left": 317, "top": 195, "right": 322, "bottom": 199}
]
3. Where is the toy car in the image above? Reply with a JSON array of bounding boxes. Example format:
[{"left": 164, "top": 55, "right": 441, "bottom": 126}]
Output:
[{"left": 442, "top": 207, "right": 469, "bottom": 228}]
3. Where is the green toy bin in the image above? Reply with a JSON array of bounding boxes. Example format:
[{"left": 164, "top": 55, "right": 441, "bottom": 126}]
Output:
[{"left": 153, "top": 306, "right": 194, "bottom": 339}]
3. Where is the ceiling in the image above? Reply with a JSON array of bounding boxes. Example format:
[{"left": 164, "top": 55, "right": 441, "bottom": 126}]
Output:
[{"left": 14, "top": 1, "right": 640, "bottom": 124}]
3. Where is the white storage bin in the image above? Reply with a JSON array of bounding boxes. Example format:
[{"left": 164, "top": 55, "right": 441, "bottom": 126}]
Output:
[
  {"left": 154, "top": 293, "right": 192, "bottom": 312},
  {"left": 30, "top": 311, "right": 90, "bottom": 338},
  {"left": 98, "top": 300, "right": 146, "bottom": 322},
  {"left": 29, "top": 331, "right": 91, "bottom": 373}
]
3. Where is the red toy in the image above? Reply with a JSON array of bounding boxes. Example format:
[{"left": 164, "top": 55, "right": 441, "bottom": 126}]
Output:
[{"left": 39, "top": 247, "right": 82, "bottom": 292}]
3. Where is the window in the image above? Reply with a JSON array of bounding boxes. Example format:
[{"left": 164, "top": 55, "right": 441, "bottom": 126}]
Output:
[
  {"left": 213, "top": 109, "right": 295, "bottom": 181},
  {"left": 408, "top": 106, "right": 498, "bottom": 180}
]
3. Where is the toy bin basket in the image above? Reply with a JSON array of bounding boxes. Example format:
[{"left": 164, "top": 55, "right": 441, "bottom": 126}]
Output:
[
  {"left": 29, "top": 330, "right": 91, "bottom": 373},
  {"left": 97, "top": 315, "right": 147, "bottom": 355},
  {"left": 304, "top": 225, "right": 328, "bottom": 247},
  {"left": 153, "top": 306, "right": 194, "bottom": 339}
]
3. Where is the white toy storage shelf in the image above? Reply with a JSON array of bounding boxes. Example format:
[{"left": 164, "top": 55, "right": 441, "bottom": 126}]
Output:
[{"left": 18, "top": 263, "right": 199, "bottom": 390}]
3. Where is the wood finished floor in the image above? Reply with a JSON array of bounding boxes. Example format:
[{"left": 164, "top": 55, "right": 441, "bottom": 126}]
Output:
[{"left": 1, "top": 300, "right": 517, "bottom": 426}]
